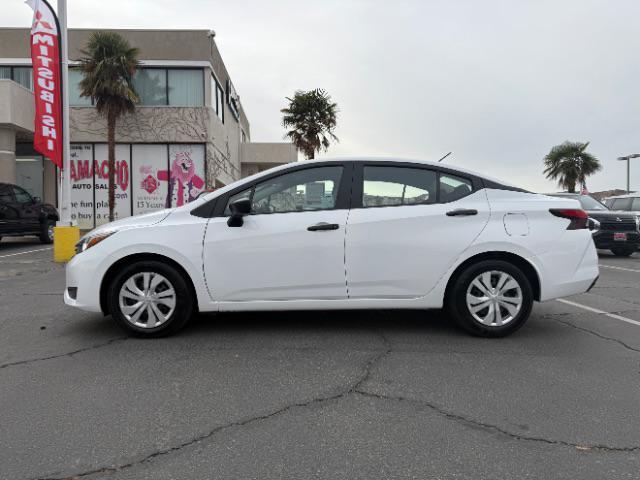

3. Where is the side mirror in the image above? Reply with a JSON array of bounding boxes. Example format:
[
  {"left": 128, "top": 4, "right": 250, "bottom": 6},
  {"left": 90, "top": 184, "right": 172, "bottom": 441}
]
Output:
[
  {"left": 32, "top": 196, "right": 41, "bottom": 204},
  {"left": 227, "top": 198, "right": 251, "bottom": 227}
]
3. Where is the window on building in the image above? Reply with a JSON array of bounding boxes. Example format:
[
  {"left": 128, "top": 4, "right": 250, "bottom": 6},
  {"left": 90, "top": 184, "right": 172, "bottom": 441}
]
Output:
[
  {"left": 134, "top": 68, "right": 167, "bottom": 105},
  {"left": 13, "top": 67, "right": 33, "bottom": 90},
  {"left": 168, "top": 69, "right": 203, "bottom": 106},
  {"left": 241, "top": 129, "right": 246, "bottom": 142},
  {"left": 363, "top": 166, "right": 437, "bottom": 207},
  {"left": 133, "top": 68, "right": 204, "bottom": 106},
  {"left": 211, "top": 75, "right": 225, "bottom": 123},
  {"left": 69, "top": 68, "right": 92, "bottom": 106},
  {"left": 0, "top": 66, "right": 33, "bottom": 90}
]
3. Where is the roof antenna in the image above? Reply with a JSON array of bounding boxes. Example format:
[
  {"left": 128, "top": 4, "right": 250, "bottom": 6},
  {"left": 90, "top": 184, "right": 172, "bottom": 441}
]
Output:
[{"left": 437, "top": 151, "right": 452, "bottom": 163}]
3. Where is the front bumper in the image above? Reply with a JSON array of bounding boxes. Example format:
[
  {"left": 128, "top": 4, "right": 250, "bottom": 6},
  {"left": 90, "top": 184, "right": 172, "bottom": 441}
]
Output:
[
  {"left": 593, "top": 231, "right": 640, "bottom": 250},
  {"left": 63, "top": 249, "right": 105, "bottom": 313}
]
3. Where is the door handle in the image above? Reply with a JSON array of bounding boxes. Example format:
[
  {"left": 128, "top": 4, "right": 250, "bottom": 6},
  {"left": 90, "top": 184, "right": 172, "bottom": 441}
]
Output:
[
  {"left": 446, "top": 209, "right": 478, "bottom": 217},
  {"left": 307, "top": 222, "right": 340, "bottom": 231}
]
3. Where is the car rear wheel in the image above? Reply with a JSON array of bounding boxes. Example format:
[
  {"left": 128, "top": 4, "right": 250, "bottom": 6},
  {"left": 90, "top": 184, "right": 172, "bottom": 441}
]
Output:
[
  {"left": 39, "top": 219, "right": 55, "bottom": 244},
  {"left": 108, "top": 260, "right": 193, "bottom": 337},
  {"left": 611, "top": 246, "right": 635, "bottom": 257},
  {"left": 446, "top": 260, "right": 533, "bottom": 337}
]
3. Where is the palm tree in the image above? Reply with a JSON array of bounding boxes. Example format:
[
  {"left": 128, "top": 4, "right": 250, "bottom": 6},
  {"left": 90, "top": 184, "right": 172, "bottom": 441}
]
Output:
[
  {"left": 543, "top": 141, "right": 601, "bottom": 193},
  {"left": 78, "top": 32, "right": 140, "bottom": 222},
  {"left": 281, "top": 89, "right": 338, "bottom": 159}
]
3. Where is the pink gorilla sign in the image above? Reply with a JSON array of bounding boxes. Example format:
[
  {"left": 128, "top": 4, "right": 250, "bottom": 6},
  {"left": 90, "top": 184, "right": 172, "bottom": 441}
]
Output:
[{"left": 158, "top": 146, "right": 205, "bottom": 207}]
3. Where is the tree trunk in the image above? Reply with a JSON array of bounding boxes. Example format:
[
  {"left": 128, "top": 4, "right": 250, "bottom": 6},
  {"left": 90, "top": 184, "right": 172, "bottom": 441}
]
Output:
[{"left": 107, "top": 111, "right": 116, "bottom": 223}]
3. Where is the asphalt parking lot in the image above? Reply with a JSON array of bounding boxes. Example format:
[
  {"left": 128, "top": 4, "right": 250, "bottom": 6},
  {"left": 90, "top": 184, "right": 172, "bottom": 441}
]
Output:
[{"left": 1, "top": 239, "right": 639, "bottom": 480}]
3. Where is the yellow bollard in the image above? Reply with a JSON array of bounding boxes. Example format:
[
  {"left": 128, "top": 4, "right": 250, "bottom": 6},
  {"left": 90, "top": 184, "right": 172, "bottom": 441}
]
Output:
[{"left": 53, "top": 226, "right": 80, "bottom": 263}]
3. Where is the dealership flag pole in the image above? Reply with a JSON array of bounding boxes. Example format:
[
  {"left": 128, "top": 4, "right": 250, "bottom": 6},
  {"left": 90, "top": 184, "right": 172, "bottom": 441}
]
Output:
[
  {"left": 58, "top": 0, "right": 72, "bottom": 226},
  {"left": 26, "top": 0, "right": 79, "bottom": 261}
]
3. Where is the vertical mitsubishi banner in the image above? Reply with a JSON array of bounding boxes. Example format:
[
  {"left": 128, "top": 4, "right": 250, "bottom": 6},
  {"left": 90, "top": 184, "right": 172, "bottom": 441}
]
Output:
[{"left": 26, "top": 0, "right": 79, "bottom": 261}]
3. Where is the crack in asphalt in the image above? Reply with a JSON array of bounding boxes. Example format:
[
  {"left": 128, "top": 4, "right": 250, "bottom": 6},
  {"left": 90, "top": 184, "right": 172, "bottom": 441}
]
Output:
[
  {"left": 0, "top": 337, "right": 128, "bottom": 370},
  {"left": 352, "top": 390, "right": 640, "bottom": 452},
  {"left": 34, "top": 331, "right": 393, "bottom": 480},
  {"left": 30, "top": 326, "right": 640, "bottom": 480},
  {"left": 552, "top": 318, "right": 640, "bottom": 354}
]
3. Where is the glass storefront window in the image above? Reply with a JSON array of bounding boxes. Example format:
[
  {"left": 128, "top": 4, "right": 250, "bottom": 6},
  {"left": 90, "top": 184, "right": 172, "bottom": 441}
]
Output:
[
  {"left": 168, "top": 69, "right": 203, "bottom": 106},
  {"left": 0, "top": 66, "right": 11, "bottom": 80}
]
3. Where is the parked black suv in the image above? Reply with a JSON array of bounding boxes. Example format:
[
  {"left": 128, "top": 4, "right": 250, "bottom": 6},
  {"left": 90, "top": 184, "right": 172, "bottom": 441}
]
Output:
[
  {"left": 548, "top": 193, "right": 640, "bottom": 256},
  {"left": 0, "top": 183, "right": 59, "bottom": 244}
]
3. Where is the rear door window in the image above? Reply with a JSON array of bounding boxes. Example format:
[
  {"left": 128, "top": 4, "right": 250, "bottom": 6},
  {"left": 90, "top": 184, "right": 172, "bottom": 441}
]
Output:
[{"left": 362, "top": 166, "right": 436, "bottom": 207}]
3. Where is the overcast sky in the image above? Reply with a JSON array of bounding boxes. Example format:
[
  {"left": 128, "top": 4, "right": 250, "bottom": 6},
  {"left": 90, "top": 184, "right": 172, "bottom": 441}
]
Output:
[{"left": 5, "top": 0, "right": 640, "bottom": 192}]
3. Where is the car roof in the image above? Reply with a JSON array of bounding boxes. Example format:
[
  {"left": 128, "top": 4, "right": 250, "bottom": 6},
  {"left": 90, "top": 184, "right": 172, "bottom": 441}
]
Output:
[{"left": 308, "top": 156, "right": 524, "bottom": 189}]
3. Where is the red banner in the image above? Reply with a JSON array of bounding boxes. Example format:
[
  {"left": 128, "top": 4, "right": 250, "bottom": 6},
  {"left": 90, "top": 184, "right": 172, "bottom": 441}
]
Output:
[{"left": 27, "top": 0, "right": 63, "bottom": 169}]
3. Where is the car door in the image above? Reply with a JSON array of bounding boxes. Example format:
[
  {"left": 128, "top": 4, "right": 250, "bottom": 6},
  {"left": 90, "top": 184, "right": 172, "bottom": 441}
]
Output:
[
  {"left": 0, "top": 185, "right": 19, "bottom": 235},
  {"left": 203, "top": 163, "right": 352, "bottom": 302},
  {"left": 11, "top": 185, "right": 40, "bottom": 233},
  {"left": 345, "top": 163, "right": 490, "bottom": 299}
]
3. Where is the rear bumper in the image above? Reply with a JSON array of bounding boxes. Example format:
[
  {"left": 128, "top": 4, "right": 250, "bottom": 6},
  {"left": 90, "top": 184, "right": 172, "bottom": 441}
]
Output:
[{"left": 537, "top": 234, "right": 599, "bottom": 301}]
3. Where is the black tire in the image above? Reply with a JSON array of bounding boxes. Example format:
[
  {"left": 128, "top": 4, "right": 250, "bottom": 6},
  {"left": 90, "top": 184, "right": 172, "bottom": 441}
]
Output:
[
  {"left": 39, "top": 219, "right": 55, "bottom": 244},
  {"left": 108, "top": 260, "right": 194, "bottom": 338},
  {"left": 611, "top": 246, "right": 635, "bottom": 257},
  {"left": 446, "top": 260, "right": 534, "bottom": 337}
]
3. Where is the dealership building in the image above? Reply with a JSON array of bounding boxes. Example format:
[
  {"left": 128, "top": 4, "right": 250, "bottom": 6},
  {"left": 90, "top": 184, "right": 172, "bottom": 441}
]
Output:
[{"left": 0, "top": 28, "right": 296, "bottom": 228}]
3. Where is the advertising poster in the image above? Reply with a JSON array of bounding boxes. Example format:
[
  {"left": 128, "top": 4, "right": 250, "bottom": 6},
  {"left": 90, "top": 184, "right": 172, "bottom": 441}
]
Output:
[
  {"left": 164, "top": 144, "right": 205, "bottom": 208},
  {"left": 132, "top": 145, "right": 169, "bottom": 215},
  {"left": 94, "top": 144, "right": 132, "bottom": 226},
  {"left": 69, "top": 144, "right": 94, "bottom": 229}
]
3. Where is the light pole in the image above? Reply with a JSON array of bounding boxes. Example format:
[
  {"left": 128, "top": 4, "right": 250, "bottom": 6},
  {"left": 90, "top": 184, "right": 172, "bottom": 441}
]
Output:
[{"left": 617, "top": 154, "right": 640, "bottom": 194}]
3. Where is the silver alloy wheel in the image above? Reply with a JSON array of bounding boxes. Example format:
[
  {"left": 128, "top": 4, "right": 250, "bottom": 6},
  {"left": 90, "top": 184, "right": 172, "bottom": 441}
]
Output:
[
  {"left": 465, "top": 270, "right": 523, "bottom": 326},
  {"left": 47, "top": 224, "right": 54, "bottom": 241},
  {"left": 118, "top": 272, "right": 176, "bottom": 328}
]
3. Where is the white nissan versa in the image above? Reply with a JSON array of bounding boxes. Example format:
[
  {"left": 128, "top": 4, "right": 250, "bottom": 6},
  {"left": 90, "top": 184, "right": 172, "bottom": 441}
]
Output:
[{"left": 65, "top": 158, "right": 599, "bottom": 338}]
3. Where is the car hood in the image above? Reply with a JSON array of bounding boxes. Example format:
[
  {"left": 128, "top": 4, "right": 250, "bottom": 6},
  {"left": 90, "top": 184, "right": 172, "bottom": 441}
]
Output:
[
  {"left": 85, "top": 208, "right": 173, "bottom": 236},
  {"left": 587, "top": 211, "right": 637, "bottom": 220}
]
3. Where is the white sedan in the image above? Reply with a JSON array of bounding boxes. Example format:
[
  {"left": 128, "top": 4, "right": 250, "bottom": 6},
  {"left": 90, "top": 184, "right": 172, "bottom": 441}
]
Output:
[{"left": 65, "top": 157, "right": 599, "bottom": 338}]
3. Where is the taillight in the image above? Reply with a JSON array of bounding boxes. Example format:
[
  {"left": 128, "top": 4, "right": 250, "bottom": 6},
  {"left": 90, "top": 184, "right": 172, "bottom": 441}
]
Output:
[{"left": 549, "top": 208, "right": 588, "bottom": 230}]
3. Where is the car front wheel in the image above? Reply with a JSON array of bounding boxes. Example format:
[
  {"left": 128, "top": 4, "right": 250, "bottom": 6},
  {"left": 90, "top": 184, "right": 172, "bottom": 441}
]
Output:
[
  {"left": 108, "top": 260, "right": 194, "bottom": 337},
  {"left": 447, "top": 260, "right": 534, "bottom": 337},
  {"left": 39, "top": 219, "right": 55, "bottom": 244}
]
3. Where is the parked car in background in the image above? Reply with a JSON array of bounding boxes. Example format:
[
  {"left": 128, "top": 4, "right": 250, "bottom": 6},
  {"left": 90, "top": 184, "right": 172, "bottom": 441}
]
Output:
[
  {"left": 548, "top": 193, "right": 640, "bottom": 256},
  {"left": 603, "top": 193, "right": 640, "bottom": 213},
  {"left": 65, "top": 157, "right": 599, "bottom": 339},
  {"left": 0, "top": 183, "right": 59, "bottom": 244}
]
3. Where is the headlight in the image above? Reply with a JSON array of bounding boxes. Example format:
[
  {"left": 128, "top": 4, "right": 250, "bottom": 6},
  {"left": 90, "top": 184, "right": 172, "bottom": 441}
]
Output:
[{"left": 75, "top": 230, "right": 117, "bottom": 254}]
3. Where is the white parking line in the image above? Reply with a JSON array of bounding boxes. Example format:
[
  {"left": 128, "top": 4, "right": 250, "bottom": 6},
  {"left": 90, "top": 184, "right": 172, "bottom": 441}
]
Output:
[
  {"left": 0, "top": 247, "right": 52, "bottom": 259},
  {"left": 599, "top": 264, "right": 640, "bottom": 274},
  {"left": 557, "top": 298, "right": 640, "bottom": 327}
]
